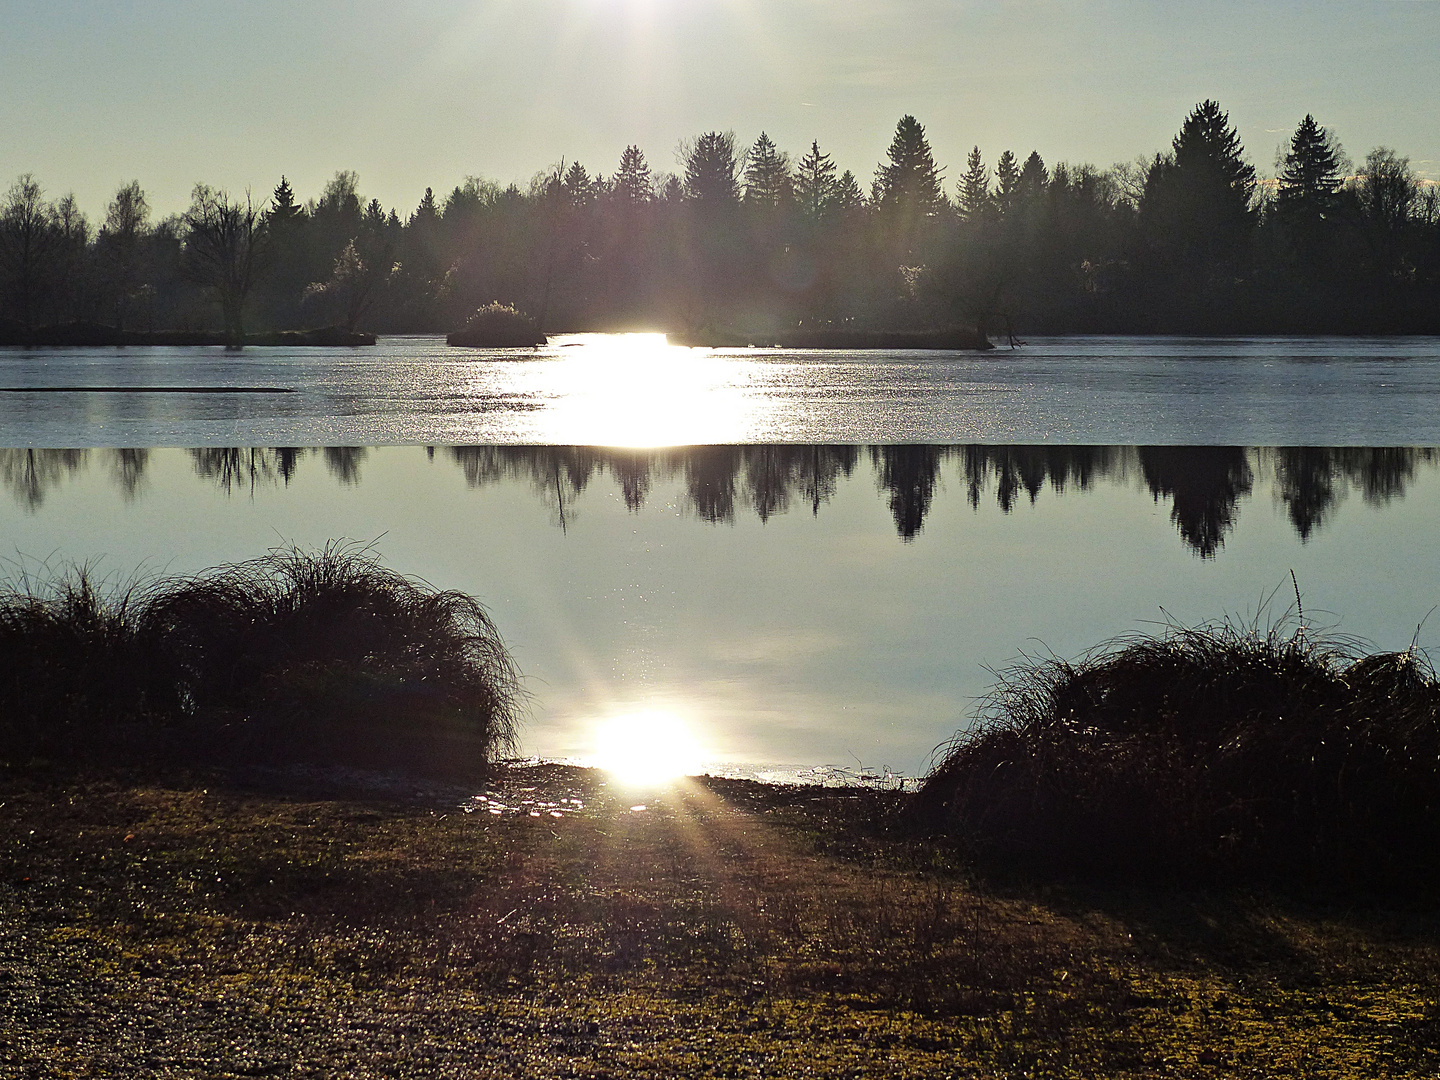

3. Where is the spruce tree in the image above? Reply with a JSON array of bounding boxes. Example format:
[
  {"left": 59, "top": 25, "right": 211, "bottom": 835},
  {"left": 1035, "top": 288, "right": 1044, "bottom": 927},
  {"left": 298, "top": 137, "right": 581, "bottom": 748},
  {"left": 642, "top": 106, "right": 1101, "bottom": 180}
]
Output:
[
  {"left": 1276, "top": 115, "right": 1343, "bottom": 221},
  {"left": 683, "top": 132, "right": 741, "bottom": 206},
  {"left": 562, "top": 161, "right": 594, "bottom": 209},
  {"left": 874, "top": 115, "right": 943, "bottom": 218},
  {"left": 794, "top": 140, "right": 837, "bottom": 221},
  {"left": 743, "top": 133, "right": 792, "bottom": 208},
  {"left": 832, "top": 170, "right": 865, "bottom": 215},
  {"left": 958, "top": 146, "right": 993, "bottom": 221},
  {"left": 613, "top": 145, "right": 653, "bottom": 204},
  {"left": 1017, "top": 152, "right": 1049, "bottom": 204},
  {"left": 268, "top": 177, "right": 301, "bottom": 225},
  {"left": 1141, "top": 100, "right": 1257, "bottom": 272},
  {"left": 995, "top": 150, "right": 1020, "bottom": 215}
]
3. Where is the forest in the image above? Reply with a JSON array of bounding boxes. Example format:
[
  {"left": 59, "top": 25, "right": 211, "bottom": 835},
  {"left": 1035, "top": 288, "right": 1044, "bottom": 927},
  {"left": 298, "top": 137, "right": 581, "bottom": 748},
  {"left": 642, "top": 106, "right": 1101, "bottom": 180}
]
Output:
[{"left": 1, "top": 100, "right": 1438, "bottom": 342}]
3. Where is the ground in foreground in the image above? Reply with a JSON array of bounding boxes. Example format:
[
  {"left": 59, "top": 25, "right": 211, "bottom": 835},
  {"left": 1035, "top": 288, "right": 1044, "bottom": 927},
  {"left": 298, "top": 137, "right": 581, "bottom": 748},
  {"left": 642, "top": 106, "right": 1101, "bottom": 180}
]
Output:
[{"left": 2, "top": 764, "right": 1438, "bottom": 1078}]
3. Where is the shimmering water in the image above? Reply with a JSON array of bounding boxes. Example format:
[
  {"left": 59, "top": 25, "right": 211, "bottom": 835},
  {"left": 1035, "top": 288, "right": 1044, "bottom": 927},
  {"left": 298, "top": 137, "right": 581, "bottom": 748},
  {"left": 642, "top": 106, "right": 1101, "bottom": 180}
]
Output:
[
  {"left": 4, "top": 334, "right": 1440, "bottom": 446},
  {"left": 4, "top": 443, "right": 1439, "bottom": 780}
]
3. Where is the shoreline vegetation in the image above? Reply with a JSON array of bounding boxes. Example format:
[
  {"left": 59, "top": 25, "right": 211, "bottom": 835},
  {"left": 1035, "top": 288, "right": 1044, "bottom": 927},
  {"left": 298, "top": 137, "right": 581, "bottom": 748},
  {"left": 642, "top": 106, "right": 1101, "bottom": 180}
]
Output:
[
  {"left": 6, "top": 556, "right": 1440, "bottom": 1070},
  {"left": 3, "top": 103, "right": 1439, "bottom": 350},
  {"left": 0, "top": 321, "right": 375, "bottom": 348}
]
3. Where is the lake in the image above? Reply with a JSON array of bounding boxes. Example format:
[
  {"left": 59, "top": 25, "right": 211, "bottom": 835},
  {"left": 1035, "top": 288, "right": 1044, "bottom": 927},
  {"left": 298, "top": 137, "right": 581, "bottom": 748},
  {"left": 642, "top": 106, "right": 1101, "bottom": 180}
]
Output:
[
  {"left": 4, "top": 333, "right": 1440, "bottom": 779},
  {"left": 4, "top": 438, "right": 1440, "bottom": 782},
  {"left": 4, "top": 333, "right": 1440, "bottom": 446}
]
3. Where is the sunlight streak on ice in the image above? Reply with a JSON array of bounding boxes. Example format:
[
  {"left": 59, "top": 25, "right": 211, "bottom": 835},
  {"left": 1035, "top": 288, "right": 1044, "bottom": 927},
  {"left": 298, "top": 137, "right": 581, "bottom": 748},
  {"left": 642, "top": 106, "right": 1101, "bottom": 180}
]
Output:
[{"left": 529, "top": 334, "right": 758, "bottom": 445}]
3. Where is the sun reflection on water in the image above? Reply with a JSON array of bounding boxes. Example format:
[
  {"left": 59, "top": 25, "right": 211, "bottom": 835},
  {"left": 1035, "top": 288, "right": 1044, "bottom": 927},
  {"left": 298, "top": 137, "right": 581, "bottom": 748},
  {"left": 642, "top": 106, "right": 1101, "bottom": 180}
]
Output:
[
  {"left": 589, "top": 710, "right": 705, "bottom": 788},
  {"left": 531, "top": 334, "right": 756, "bottom": 445}
]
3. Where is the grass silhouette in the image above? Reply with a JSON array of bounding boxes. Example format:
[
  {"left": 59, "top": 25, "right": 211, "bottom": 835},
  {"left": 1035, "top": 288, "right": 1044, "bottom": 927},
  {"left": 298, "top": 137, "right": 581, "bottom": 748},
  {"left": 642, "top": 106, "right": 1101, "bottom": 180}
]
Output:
[
  {"left": 0, "top": 546, "right": 522, "bottom": 778},
  {"left": 913, "top": 616, "right": 1440, "bottom": 888}
]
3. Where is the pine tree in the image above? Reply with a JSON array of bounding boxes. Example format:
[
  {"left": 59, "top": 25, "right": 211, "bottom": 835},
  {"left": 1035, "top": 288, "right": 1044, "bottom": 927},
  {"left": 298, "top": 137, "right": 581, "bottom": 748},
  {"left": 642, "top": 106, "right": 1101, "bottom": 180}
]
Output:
[
  {"left": 613, "top": 145, "right": 653, "bottom": 204},
  {"left": 958, "top": 146, "right": 993, "bottom": 222},
  {"left": 794, "top": 141, "right": 838, "bottom": 221},
  {"left": 743, "top": 133, "right": 791, "bottom": 208},
  {"left": 874, "top": 115, "right": 943, "bottom": 219}
]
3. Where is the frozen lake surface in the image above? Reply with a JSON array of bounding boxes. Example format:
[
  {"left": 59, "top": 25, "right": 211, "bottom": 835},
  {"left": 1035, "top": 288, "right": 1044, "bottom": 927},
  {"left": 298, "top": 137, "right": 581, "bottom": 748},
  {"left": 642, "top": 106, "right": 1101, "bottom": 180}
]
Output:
[{"left": 3, "top": 334, "right": 1440, "bottom": 447}]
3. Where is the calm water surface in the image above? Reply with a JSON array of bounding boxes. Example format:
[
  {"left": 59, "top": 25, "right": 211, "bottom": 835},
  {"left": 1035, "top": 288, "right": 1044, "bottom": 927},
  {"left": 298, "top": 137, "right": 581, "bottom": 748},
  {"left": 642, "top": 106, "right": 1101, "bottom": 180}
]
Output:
[
  {"left": 4, "top": 334, "right": 1440, "bottom": 446},
  {"left": 4, "top": 443, "right": 1438, "bottom": 780}
]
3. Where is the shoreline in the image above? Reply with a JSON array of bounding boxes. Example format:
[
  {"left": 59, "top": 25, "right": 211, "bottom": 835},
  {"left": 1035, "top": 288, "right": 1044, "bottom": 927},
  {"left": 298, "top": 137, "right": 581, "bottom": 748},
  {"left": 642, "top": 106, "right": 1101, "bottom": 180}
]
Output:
[{"left": 4, "top": 760, "right": 1437, "bottom": 1076}]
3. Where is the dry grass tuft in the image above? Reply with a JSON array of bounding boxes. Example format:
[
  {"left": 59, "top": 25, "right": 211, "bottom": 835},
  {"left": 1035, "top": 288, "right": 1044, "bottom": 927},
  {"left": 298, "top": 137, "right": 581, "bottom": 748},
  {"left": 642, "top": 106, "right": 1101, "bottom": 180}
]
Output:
[
  {"left": 912, "top": 618, "right": 1440, "bottom": 887},
  {"left": 0, "top": 546, "right": 522, "bottom": 777}
]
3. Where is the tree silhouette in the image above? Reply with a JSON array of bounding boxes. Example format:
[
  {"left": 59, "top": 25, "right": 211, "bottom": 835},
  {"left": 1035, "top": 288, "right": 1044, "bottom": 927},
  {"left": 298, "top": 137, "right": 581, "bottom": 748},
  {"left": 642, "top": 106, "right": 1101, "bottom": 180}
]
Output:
[
  {"left": 794, "top": 141, "right": 837, "bottom": 221},
  {"left": 1141, "top": 100, "right": 1256, "bottom": 283},
  {"left": 181, "top": 185, "right": 268, "bottom": 345},
  {"left": 683, "top": 132, "right": 742, "bottom": 207},
  {"left": 98, "top": 180, "right": 150, "bottom": 329},
  {"left": 874, "top": 445, "right": 944, "bottom": 540},
  {"left": 874, "top": 115, "right": 944, "bottom": 239},
  {"left": 612, "top": 146, "right": 653, "bottom": 205},
  {"left": 1139, "top": 446, "right": 1253, "bottom": 558},
  {"left": 0, "top": 175, "right": 57, "bottom": 331},
  {"left": 742, "top": 133, "right": 791, "bottom": 208},
  {"left": 958, "top": 146, "right": 992, "bottom": 222}
]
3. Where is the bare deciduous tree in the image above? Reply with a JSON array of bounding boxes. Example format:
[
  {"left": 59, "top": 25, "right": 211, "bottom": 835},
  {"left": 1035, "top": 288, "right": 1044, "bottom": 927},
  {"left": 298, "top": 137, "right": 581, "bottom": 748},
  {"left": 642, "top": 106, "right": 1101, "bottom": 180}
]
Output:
[
  {"left": 182, "top": 184, "right": 268, "bottom": 346},
  {"left": 0, "top": 175, "right": 57, "bottom": 330}
]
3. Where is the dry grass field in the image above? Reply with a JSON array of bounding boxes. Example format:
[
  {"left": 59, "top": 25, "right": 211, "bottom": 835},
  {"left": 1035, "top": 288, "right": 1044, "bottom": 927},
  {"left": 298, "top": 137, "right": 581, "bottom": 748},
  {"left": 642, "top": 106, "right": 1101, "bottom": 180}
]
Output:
[{"left": 3, "top": 763, "right": 1439, "bottom": 1078}]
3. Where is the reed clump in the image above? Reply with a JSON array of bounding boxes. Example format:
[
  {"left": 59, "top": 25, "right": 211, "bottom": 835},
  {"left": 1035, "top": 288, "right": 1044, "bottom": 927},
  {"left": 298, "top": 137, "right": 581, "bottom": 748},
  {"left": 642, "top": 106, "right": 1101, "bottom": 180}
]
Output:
[
  {"left": 0, "top": 547, "right": 522, "bottom": 777},
  {"left": 446, "top": 302, "right": 546, "bottom": 347},
  {"left": 912, "top": 620, "right": 1440, "bottom": 887}
]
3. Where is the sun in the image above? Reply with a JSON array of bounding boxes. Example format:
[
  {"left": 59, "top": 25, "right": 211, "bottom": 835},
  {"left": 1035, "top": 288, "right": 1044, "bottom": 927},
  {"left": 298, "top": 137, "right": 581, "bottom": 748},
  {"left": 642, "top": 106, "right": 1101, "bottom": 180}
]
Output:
[{"left": 590, "top": 710, "right": 705, "bottom": 787}]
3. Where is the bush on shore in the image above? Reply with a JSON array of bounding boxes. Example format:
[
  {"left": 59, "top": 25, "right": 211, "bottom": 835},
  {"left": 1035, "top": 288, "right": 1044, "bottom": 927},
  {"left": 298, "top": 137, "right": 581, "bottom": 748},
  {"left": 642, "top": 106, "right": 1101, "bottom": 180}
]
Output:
[
  {"left": 0, "top": 547, "right": 522, "bottom": 778},
  {"left": 911, "top": 619, "right": 1440, "bottom": 888}
]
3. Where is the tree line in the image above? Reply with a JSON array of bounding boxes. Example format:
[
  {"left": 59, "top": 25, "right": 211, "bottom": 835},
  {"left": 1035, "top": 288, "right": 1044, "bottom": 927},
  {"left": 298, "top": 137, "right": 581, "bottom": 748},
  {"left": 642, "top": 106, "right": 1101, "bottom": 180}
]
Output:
[
  {"left": 5, "top": 445, "right": 1432, "bottom": 557},
  {"left": 2, "top": 101, "right": 1438, "bottom": 340}
]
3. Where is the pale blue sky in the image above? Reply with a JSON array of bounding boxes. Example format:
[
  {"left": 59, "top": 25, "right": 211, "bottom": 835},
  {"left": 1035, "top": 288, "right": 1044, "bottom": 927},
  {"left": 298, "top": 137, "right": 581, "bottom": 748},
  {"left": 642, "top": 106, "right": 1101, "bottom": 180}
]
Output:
[{"left": 2, "top": 0, "right": 1436, "bottom": 218}]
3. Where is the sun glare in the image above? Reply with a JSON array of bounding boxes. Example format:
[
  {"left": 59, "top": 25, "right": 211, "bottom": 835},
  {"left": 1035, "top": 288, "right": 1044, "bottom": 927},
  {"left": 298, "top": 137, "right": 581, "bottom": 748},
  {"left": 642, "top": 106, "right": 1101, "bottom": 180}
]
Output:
[
  {"left": 532, "top": 334, "right": 754, "bottom": 445},
  {"left": 590, "top": 710, "right": 705, "bottom": 787}
]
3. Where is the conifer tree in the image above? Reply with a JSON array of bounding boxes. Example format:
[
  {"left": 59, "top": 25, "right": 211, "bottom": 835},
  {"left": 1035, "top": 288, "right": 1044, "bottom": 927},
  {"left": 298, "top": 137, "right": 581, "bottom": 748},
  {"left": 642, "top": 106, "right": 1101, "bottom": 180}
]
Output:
[
  {"left": 874, "top": 115, "right": 943, "bottom": 219},
  {"left": 683, "top": 132, "right": 741, "bottom": 207},
  {"left": 562, "top": 161, "right": 594, "bottom": 209},
  {"left": 410, "top": 187, "right": 438, "bottom": 226},
  {"left": 1141, "top": 100, "right": 1257, "bottom": 272},
  {"left": 613, "top": 145, "right": 653, "bottom": 204},
  {"left": 268, "top": 177, "right": 301, "bottom": 226},
  {"left": 1017, "top": 152, "right": 1049, "bottom": 204},
  {"left": 958, "top": 146, "right": 993, "bottom": 221},
  {"left": 743, "top": 133, "right": 791, "bottom": 208},
  {"left": 1276, "top": 115, "right": 1343, "bottom": 222},
  {"left": 995, "top": 151, "right": 1020, "bottom": 215},
  {"left": 832, "top": 170, "right": 865, "bottom": 215},
  {"left": 794, "top": 140, "right": 838, "bottom": 220}
]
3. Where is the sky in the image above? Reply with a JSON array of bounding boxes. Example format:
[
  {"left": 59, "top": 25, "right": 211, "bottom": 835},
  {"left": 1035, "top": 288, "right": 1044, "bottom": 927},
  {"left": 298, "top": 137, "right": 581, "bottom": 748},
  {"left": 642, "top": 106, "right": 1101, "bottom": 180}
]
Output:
[{"left": 1, "top": 0, "right": 1437, "bottom": 219}]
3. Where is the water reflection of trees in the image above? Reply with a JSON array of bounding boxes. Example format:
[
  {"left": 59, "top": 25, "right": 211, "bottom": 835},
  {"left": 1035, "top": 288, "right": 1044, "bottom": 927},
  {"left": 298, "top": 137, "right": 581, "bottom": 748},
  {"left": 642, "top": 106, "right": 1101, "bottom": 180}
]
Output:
[
  {"left": 445, "top": 446, "right": 861, "bottom": 529},
  {"left": 0, "top": 449, "right": 89, "bottom": 510},
  {"left": 190, "top": 448, "right": 311, "bottom": 494},
  {"left": 8, "top": 445, "right": 1438, "bottom": 559},
  {"left": 1271, "top": 447, "right": 1438, "bottom": 541}
]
